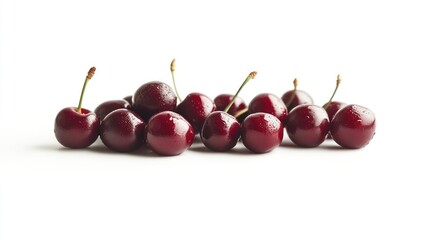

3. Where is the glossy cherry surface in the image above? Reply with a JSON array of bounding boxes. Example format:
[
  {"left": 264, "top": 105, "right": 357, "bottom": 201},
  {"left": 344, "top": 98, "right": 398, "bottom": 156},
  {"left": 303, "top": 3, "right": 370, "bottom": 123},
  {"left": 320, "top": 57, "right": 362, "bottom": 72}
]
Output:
[
  {"left": 100, "top": 109, "right": 145, "bottom": 152},
  {"left": 330, "top": 104, "right": 376, "bottom": 149},
  {"left": 241, "top": 113, "right": 284, "bottom": 153},
  {"left": 200, "top": 111, "right": 241, "bottom": 151},
  {"left": 54, "top": 107, "right": 100, "bottom": 148},
  {"left": 248, "top": 93, "right": 288, "bottom": 123},
  {"left": 324, "top": 101, "right": 347, "bottom": 139},
  {"left": 132, "top": 81, "right": 177, "bottom": 121},
  {"left": 146, "top": 111, "right": 194, "bottom": 156},
  {"left": 285, "top": 104, "right": 329, "bottom": 147},
  {"left": 213, "top": 94, "right": 247, "bottom": 116},
  {"left": 281, "top": 90, "right": 313, "bottom": 112},
  {"left": 176, "top": 92, "right": 216, "bottom": 134},
  {"left": 94, "top": 99, "right": 131, "bottom": 120}
]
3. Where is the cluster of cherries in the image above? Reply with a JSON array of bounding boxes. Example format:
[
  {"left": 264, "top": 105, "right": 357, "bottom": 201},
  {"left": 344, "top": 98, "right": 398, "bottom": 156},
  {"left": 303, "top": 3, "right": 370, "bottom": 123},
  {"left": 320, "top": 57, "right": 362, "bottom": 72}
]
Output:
[{"left": 54, "top": 60, "right": 376, "bottom": 155}]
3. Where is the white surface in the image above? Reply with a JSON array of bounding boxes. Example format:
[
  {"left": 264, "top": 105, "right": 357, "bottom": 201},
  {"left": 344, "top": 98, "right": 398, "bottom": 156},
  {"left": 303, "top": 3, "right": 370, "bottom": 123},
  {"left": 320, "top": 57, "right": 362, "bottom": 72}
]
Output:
[{"left": 1, "top": 0, "right": 428, "bottom": 239}]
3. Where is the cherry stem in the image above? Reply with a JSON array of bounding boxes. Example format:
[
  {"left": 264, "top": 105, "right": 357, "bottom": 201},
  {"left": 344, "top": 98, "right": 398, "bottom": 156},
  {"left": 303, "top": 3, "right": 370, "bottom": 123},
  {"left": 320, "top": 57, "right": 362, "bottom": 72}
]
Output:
[
  {"left": 284, "top": 78, "right": 298, "bottom": 108},
  {"left": 233, "top": 108, "right": 248, "bottom": 118},
  {"left": 323, "top": 74, "right": 341, "bottom": 109},
  {"left": 224, "top": 71, "right": 257, "bottom": 113},
  {"left": 170, "top": 58, "right": 182, "bottom": 102},
  {"left": 77, "top": 67, "right": 96, "bottom": 114}
]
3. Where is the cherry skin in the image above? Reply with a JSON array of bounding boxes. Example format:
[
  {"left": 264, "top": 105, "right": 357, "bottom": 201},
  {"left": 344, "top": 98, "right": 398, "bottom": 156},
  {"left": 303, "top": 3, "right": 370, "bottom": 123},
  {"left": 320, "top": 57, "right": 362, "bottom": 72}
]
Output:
[
  {"left": 330, "top": 104, "right": 376, "bottom": 149},
  {"left": 132, "top": 81, "right": 177, "bottom": 121},
  {"left": 100, "top": 109, "right": 145, "bottom": 152},
  {"left": 248, "top": 93, "right": 288, "bottom": 123},
  {"left": 94, "top": 99, "right": 131, "bottom": 120},
  {"left": 285, "top": 104, "right": 330, "bottom": 147},
  {"left": 176, "top": 92, "right": 216, "bottom": 134},
  {"left": 241, "top": 113, "right": 284, "bottom": 153},
  {"left": 213, "top": 94, "right": 247, "bottom": 116},
  {"left": 55, "top": 107, "right": 100, "bottom": 149},
  {"left": 146, "top": 111, "right": 194, "bottom": 156},
  {"left": 200, "top": 111, "right": 241, "bottom": 151},
  {"left": 281, "top": 90, "right": 313, "bottom": 112},
  {"left": 324, "top": 101, "right": 347, "bottom": 139}
]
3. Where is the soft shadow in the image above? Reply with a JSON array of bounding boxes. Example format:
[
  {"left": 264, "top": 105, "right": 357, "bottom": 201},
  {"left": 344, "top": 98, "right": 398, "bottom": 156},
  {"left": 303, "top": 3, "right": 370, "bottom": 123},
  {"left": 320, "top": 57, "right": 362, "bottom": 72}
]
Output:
[
  {"left": 88, "top": 145, "right": 162, "bottom": 158},
  {"left": 189, "top": 143, "right": 255, "bottom": 155}
]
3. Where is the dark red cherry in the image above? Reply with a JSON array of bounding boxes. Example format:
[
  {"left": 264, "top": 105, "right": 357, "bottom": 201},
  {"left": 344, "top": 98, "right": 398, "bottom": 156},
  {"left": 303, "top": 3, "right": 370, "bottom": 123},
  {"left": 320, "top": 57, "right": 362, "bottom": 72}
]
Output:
[
  {"left": 100, "top": 109, "right": 145, "bottom": 152},
  {"left": 213, "top": 94, "right": 247, "bottom": 116},
  {"left": 55, "top": 107, "right": 100, "bottom": 148},
  {"left": 123, "top": 95, "right": 133, "bottom": 105},
  {"left": 248, "top": 93, "right": 288, "bottom": 123},
  {"left": 200, "top": 111, "right": 241, "bottom": 151},
  {"left": 132, "top": 81, "right": 177, "bottom": 121},
  {"left": 285, "top": 104, "right": 329, "bottom": 147},
  {"left": 54, "top": 67, "right": 100, "bottom": 149},
  {"left": 330, "top": 104, "right": 376, "bottom": 149},
  {"left": 146, "top": 111, "right": 194, "bottom": 156},
  {"left": 176, "top": 92, "right": 216, "bottom": 134},
  {"left": 241, "top": 113, "right": 284, "bottom": 153},
  {"left": 281, "top": 78, "right": 313, "bottom": 112},
  {"left": 94, "top": 99, "right": 131, "bottom": 120}
]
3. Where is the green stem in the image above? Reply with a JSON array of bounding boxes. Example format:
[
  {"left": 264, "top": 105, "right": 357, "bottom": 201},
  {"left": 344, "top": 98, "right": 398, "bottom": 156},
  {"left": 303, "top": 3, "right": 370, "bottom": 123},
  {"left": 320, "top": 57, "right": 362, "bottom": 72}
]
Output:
[
  {"left": 170, "top": 58, "right": 182, "bottom": 102},
  {"left": 77, "top": 67, "right": 95, "bottom": 113},
  {"left": 323, "top": 74, "right": 341, "bottom": 109},
  {"left": 224, "top": 71, "right": 257, "bottom": 113},
  {"left": 284, "top": 78, "right": 298, "bottom": 108}
]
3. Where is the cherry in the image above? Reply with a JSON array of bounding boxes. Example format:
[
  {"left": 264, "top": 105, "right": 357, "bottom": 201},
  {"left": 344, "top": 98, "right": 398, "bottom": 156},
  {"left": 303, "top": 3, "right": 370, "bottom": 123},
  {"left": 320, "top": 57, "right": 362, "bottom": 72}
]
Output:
[
  {"left": 285, "top": 104, "right": 329, "bottom": 147},
  {"left": 322, "top": 75, "right": 346, "bottom": 139},
  {"left": 330, "top": 104, "right": 376, "bottom": 149},
  {"left": 248, "top": 93, "right": 288, "bottom": 123},
  {"left": 99, "top": 109, "right": 145, "bottom": 152},
  {"left": 100, "top": 109, "right": 145, "bottom": 152},
  {"left": 213, "top": 94, "right": 247, "bottom": 116},
  {"left": 132, "top": 81, "right": 177, "bottom": 121},
  {"left": 241, "top": 113, "right": 284, "bottom": 153},
  {"left": 146, "top": 111, "right": 194, "bottom": 156},
  {"left": 281, "top": 78, "right": 313, "bottom": 112},
  {"left": 200, "top": 71, "right": 257, "bottom": 151},
  {"left": 54, "top": 67, "right": 100, "bottom": 148},
  {"left": 94, "top": 99, "right": 131, "bottom": 120},
  {"left": 176, "top": 93, "right": 216, "bottom": 134},
  {"left": 170, "top": 59, "right": 216, "bottom": 134}
]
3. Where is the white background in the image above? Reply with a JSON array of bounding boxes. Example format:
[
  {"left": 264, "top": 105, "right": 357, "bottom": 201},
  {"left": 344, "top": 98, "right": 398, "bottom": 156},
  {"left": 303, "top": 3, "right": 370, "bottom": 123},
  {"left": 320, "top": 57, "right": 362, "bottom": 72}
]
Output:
[{"left": 1, "top": 0, "right": 428, "bottom": 239}]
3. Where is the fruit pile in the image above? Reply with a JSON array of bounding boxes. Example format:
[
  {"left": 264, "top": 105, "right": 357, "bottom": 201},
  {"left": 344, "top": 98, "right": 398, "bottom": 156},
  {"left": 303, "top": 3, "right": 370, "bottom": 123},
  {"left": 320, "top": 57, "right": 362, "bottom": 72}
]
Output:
[{"left": 54, "top": 60, "right": 376, "bottom": 155}]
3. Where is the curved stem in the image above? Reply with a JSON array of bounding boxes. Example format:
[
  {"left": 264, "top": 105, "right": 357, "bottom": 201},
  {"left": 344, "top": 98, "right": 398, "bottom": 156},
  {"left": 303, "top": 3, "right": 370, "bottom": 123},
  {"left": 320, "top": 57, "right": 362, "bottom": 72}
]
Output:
[
  {"left": 224, "top": 71, "right": 257, "bottom": 113},
  {"left": 323, "top": 74, "right": 341, "bottom": 109},
  {"left": 284, "top": 78, "right": 298, "bottom": 108},
  {"left": 77, "top": 67, "right": 96, "bottom": 113},
  {"left": 170, "top": 58, "right": 182, "bottom": 102}
]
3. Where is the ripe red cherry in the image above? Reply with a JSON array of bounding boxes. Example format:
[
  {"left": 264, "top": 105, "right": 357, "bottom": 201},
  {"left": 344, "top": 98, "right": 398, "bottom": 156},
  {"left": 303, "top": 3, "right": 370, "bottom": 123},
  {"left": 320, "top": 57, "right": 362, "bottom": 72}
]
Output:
[
  {"left": 176, "top": 93, "right": 216, "bottom": 134},
  {"left": 330, "top": 104, "right": 376, "bottom": 149},
  {"left": 146, "top": 111, "right": 194, "bottom": 156},
  {"left": 94, "top": 99, "right": 131, "bottom": 120},
  {"left": 200, "top": 71, "right": 257, "bottom": 151},
  {"left": 54, "top": 67, "right": 100, "bottom": 149},
  {"left": 281, "top": 78, "right": 313, "bottom": 112},
  {"left": 200, "top": 111, "right": 241, "bottom": 151},
  {"left": 248, "top": 93, "right": 288, "bottom": 123},
  {"left": 132, "top": 81, "right": 177, "bottom": 121},
  {"left": 241, "top": 113, "right": 284, "bottom": 153},
  {"left": 213, "top": 94, "right": 247, "bottom": 116},
  {"left": 324, "top": 101, "right": 347, "bottom": 139},
  {"left": 285, "top": 104, "right": 330, "bottom": 147},
  {"left": 100, "top": 109, "right": 145, "bottom": 152}
]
